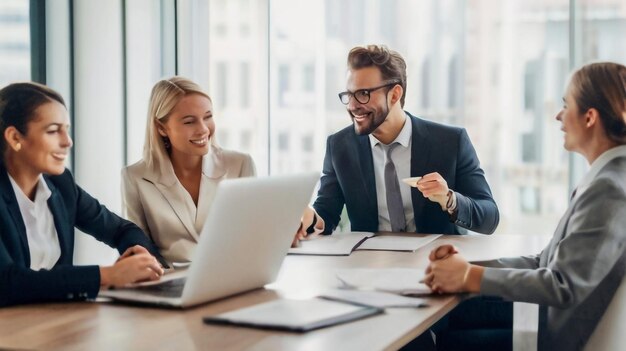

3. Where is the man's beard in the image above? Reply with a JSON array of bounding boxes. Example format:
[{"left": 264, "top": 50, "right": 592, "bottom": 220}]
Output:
[{"left": 350, "top": 101, "right": 390, "bottom": 135}]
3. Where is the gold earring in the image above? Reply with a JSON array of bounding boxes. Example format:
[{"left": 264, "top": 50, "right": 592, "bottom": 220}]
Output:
[{"left": 14, "top": 143, "right": 21, "bottom": 152}]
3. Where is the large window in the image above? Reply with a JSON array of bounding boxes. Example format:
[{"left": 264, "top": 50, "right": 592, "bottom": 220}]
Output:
[
  {"left": 261, "top": 0, "right": 572, "bottom": 235},
  {"left": 0, "top": 0, "right": 30, "bottom": 86},
  {"left": 32, "top": 0, "right": 626, "bottom": 239},
  {"left": 176, "top": 0, "right": 270, "bottom": 174},
  {"left": 124, "top": 0, "right": 174, "bottom": 165},
  {"left": 168, "top": 0, "right": 626, "bottom": 235}
]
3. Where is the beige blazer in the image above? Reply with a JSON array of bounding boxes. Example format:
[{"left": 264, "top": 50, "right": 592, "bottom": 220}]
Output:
[{"left": 121, "top": 147, "right": 256, "bottom": 263}]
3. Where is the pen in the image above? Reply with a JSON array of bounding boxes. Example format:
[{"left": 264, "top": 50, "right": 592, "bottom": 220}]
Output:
[{"left": 305, "top": 214, "right": 318, "bottom": 236}]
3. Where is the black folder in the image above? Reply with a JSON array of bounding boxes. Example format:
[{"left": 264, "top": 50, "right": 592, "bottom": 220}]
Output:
[{"left": 203, "top": 298, "right": 383, "bottom": 332}]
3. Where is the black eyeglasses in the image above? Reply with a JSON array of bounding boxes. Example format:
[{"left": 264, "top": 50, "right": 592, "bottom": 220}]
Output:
[{"left": 338, "top": 81, "right": 400, "bottom": 105}]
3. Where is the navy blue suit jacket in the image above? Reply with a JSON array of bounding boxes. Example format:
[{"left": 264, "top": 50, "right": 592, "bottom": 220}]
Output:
[
  {"left": 313, "top": 113, "right": 499, "bottom": 235},
  {"left": 0, "top": 163, "right": 161, "bottom": 307}
]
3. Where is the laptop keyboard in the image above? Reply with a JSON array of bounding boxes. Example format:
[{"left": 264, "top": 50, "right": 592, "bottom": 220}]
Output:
[{"left": 133, "top": 277, "right": 187, "bottom": 298}]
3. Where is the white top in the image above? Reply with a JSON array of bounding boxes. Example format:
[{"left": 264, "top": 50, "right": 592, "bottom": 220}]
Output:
[
  {"left": 8, "top": 174, "right": 61, "bottom": 270},
  {"left": 369, "top": 114, "right": 416, "bottom": 232},
  {"left": 574, "top": 144, "right": 626, "bottom": 201}
]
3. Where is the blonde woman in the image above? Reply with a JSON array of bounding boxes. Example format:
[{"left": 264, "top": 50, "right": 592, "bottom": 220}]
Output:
[{"left": 122, "top": 77, "right": 255, "bottom": 263}]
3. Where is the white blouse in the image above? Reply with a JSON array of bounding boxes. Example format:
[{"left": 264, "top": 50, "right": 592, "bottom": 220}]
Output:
[{"left": 9, "top": 174, "right": 61, "bottom": 270}]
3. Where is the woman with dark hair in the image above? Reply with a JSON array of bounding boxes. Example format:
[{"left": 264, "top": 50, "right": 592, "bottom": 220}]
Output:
[
  {"left": 0, "top": 82, "right": 164, "bottom": 307},
  {"left": 425, "top": 62, "right": 626, "bottom": 350}
]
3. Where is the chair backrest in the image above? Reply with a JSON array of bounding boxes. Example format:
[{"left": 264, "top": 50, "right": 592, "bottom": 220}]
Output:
[{"left": 584, "top": 277, "right": 626, "bottom": 350}]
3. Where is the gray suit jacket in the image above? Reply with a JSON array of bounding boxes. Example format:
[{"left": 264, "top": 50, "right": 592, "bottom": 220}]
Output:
[{"left": 480, "top": 156, "right": 626, "bottom": 351}]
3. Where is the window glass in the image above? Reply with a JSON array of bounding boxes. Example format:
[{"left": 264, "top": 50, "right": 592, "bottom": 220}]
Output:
[
  {"left": 0, "top": 0, "right": 30, "bottom": 86},
  {"left": 171, "top": 0, "right": 616, "bottom": 235},
  {"left": 267, "top": 0, "right": 570, "bottom": 235},
  {"left": 195, "top": 0, "right": 269, "bottom": 175},
  {"left": 125, "top": 0, "right": 166, "bottom": 164}
]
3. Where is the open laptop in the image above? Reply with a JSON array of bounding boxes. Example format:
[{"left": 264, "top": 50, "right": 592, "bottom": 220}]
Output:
[{"left": 99, "top": 172, "right": 319, "bottom": 308}]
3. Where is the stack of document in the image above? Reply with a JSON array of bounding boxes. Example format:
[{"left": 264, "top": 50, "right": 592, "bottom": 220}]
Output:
[{"left": 335, "top": 268, "right": 432, "bottom": 296}]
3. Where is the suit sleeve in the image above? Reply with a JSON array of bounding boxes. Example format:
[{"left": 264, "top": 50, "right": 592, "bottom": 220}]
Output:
[
  {"left": 72, "top": 176, "right": 163, "bottom": 261},
  {"left": 0, "top": 257, "right": 100, "bottom": 307},
  {"left": 313, "top": 136, "right": 345, "bottom": 234},
  {"left": 476, "top": 254, "right": 541, "bottom": 270},
  {"left": 480, "top": 177, "right": 626, "bottom": 308},
  {"left": 452, "top": 129, "right": 499, "bottom": 234},
  {"left": 121, "top": 168, "right": 151, "bottom": 238}
]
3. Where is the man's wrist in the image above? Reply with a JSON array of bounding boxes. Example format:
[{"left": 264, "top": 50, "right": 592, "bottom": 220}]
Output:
[{"left": 445, "top": 190, "right": 457, "bottom": 214}]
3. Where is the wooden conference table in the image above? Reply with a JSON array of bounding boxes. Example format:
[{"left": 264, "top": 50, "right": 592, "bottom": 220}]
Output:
[{"left": 0, "top": 234, "right": 550, "bottom": 351}]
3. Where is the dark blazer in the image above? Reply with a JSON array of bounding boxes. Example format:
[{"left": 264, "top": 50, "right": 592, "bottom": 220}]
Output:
[
  {"left": 0, "top": 163, "right": 161, "bottom": 307},
  {"left": 313, "top": 112, "right": 499, "bottom": 234}
]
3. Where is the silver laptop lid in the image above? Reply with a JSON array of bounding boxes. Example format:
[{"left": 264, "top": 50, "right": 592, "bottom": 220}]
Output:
[{"left": 179, "top": 172, "right": 319, "bottom": 307}]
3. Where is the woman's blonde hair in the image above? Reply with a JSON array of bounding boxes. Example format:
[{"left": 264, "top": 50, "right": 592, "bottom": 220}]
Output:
[{"left": 143, "top": 76, "right": 214, "bottom": 169}]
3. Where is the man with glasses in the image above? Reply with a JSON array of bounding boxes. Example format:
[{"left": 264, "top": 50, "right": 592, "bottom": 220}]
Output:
[
  {"left": 293, "top": 45, "right": 510, "bottom": 351},
  {"left": 294, "top": 44, "right": 499, "bottom": 242}
]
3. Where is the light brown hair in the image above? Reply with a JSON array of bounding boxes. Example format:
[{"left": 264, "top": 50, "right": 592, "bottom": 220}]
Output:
[
  {"left": 347, "top": 45, "right": 407, "bottom": 107},
  {"left": 570, "top": 62, "right": 626, "bottom": 144}
]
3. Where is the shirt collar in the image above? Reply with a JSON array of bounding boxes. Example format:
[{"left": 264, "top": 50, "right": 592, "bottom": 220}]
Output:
[
  {"left": 369, "top": 112, "right": 412, "bottom": 149},
  {"left": 575, "top": 144, "right": 626, "bottom": 195},
  {"left": 8, "top": 174, "right": 52, "bottom": 209}
]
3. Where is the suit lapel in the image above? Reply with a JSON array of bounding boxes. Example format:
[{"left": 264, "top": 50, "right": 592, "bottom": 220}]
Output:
[
  {"left": 408, "top": 114, "right": 432, "bottom": 230},
  {"left": 43, "top": 177, "right": 73, "bottom": 265},
  {"left": 0, "top": 165, "right": 30, "bottom": 264},
  {"left": 142, "top": 160, "right": 201, "bottom": 241},
  {"left": 544, "top": 193, "right": 581, "bottom": 264},
  {"left": 152, "top": 182, "right": 200, "bottom": 241}
]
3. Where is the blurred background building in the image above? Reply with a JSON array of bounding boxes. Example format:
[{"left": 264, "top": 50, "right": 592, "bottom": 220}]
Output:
[{"left": 1, "top": 0, "right": 625, "bottom": 246}]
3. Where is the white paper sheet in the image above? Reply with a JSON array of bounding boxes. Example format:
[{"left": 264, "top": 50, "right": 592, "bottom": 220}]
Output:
[
  {"left": 335, "top": 268, "right": 432, "bottom": 295},
  {"left": 320, "top": 289, "right": 427, "bottom": 308}
]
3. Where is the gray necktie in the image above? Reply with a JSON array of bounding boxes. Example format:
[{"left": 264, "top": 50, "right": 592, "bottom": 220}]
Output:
[{"left": 384, "top": 142, "right": 406, "bottom": 232}]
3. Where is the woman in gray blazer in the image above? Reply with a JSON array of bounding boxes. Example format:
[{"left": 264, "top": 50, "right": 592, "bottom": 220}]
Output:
[
  {"left": 424, "top": 62, "right": 626, "bottom": 350},
  {"left": 122, "top": 77, "right": 256, "bottom": 263}
]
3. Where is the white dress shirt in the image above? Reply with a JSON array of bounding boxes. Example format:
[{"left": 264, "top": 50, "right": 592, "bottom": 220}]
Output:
[
  {"left": 369, "top": 114, "right": 417, "bottom": 232},
  {"left": 573, "top": 144, "right": 626, "bottom": 202},
  {"left": 8, "top": 174, "right": 61, "bottom": 270}
]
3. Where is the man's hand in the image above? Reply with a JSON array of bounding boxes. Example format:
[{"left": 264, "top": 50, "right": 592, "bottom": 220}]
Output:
[
  {"left": 416, "top": 172, "right": 451, "bottom": 210},
  {"left": 291, "top": 206, "right": 324, "bottom": 248}
]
